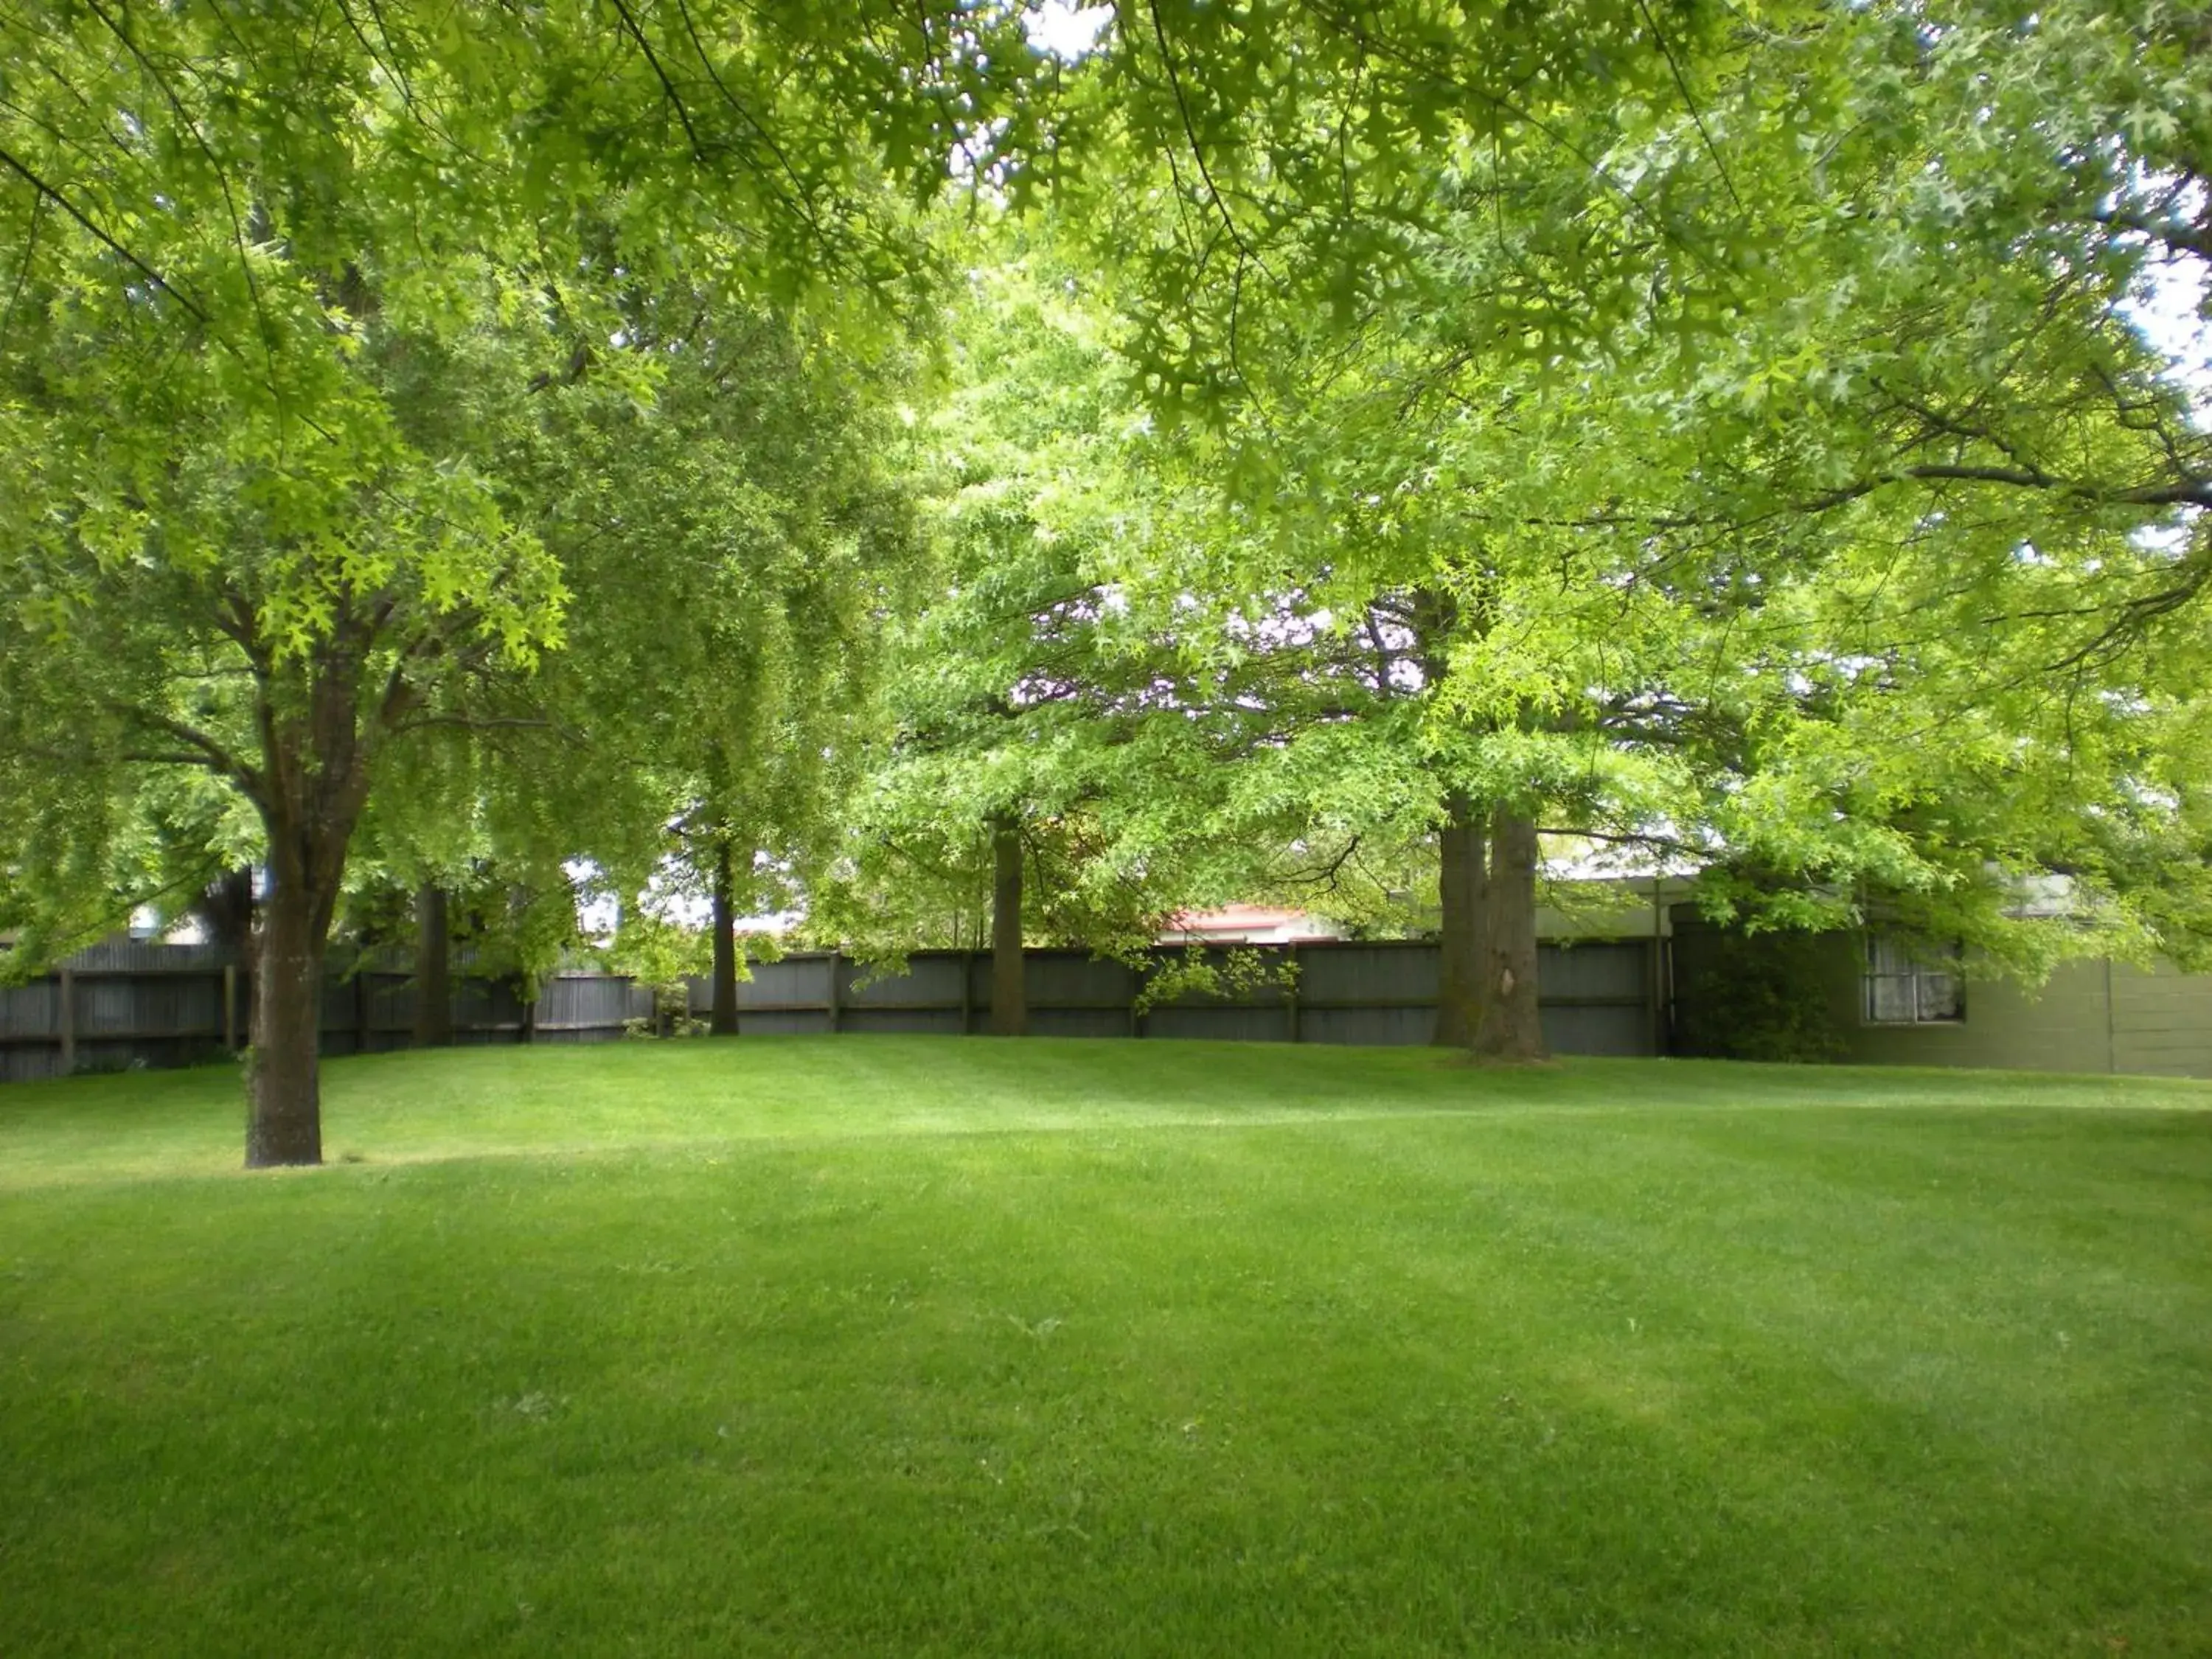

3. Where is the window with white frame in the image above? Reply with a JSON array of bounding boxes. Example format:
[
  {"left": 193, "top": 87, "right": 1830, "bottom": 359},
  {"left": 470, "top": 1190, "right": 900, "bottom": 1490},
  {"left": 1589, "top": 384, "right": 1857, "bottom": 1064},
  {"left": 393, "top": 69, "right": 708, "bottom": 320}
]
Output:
[{"left": 1863, "top": 933, "right": 1963, "bottom": 1024}]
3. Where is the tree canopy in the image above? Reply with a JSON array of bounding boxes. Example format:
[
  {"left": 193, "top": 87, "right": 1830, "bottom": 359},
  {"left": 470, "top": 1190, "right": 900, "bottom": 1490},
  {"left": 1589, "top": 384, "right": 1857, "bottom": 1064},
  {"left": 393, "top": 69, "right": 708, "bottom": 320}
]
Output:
[{"left": 1, "top": 0, "right": 2207, "bottom": 1155}]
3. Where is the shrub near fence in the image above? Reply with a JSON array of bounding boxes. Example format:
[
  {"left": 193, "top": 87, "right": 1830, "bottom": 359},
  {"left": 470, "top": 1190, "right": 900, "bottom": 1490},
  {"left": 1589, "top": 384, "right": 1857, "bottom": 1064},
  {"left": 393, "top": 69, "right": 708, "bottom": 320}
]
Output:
[{"left": 1, "top": 937, "right": 1666, "bottom": 1084}]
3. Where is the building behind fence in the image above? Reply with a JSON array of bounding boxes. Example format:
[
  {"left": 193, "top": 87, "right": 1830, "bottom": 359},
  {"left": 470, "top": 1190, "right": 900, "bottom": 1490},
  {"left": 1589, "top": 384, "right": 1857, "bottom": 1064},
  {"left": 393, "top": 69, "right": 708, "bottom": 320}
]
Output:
[{"left": 0, "top": 937, "right": 1666, "bottom": 1084}]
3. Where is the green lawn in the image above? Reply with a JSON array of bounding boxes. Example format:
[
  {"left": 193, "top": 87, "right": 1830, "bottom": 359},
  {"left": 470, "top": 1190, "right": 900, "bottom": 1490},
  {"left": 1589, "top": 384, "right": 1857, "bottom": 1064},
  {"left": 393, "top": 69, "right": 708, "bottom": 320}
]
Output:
[{"left": 2, "top": 1040, "right": 2208, "bottom": 1656}]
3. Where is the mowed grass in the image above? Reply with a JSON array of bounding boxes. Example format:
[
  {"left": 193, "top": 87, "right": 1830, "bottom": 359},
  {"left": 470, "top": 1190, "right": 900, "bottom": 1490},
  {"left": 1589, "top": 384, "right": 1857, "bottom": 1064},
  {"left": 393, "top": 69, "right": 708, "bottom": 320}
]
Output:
[{"left": 2, "top": 1040, "right": 2208, "bottom": 1657}]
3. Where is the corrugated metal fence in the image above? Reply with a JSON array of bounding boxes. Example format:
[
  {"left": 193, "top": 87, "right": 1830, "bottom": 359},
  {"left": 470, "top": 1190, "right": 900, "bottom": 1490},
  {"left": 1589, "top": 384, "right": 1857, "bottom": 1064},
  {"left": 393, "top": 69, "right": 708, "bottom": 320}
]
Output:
[{"left": 1, "top": 938, "right": 1663, "bottom": 1084}]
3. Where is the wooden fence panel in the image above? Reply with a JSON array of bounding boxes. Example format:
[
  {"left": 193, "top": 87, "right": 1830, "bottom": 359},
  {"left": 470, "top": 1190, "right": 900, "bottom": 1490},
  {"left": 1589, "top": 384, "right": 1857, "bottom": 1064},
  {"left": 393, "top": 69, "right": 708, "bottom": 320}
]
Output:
[
  {"left": 1299, "top": 944, "right": 1441, "bottom": 1012},
  {"left": 1298, "top": 1004, "right": 1438, "bottom": 1047},
  {"left": 1, "top": 945, "right": 653, "bottom": 1082},
  {"left": 1, "top": 936, "right": 1668, "bottom": 1085},
  {"left": 0, "top": 979, "right": 64, "bottom": 1083},
  {"left": 836, "top": 955, "right": 969, "bottom": 1037},
  {"left": 539, "top": 973, "right": 640, "bottom": 1037},
  {"left": 1144, "top": 1004, "right": 1295, "bottom": 1043},
  {"left": 841, "top": 1005, "right": 967, "bottom": 1036},
  {"left": 361, "top": 972, "right": 415, "bottom": 1054},
  {"left": 682, "top": 942, "right": 1660, "bottom": 1051}
]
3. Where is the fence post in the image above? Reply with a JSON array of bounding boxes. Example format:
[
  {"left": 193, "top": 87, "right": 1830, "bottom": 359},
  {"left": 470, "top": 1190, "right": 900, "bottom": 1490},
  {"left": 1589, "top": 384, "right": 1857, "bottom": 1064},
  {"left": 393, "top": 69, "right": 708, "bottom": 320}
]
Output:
[
  {"left": 222, "top": 964, "right": 238, "bottom": 1052},
  {"left": 826, "top": 951, "right": 842, "bottom": 1034},
  {"left": 355, "top": 968, "right": 372, "bottom": 1056},
  {"left": 1129, "top": 956, "right": 1145, "bottom": 1040},
  {"left": 58, "top": 967, "right": 75, "bottom": 1075},
  {"left": 960, "top": 950, "right": 974, "bottom": 1035},
  {"left": 1649, "top": 881, "right": 1666, "bottom": 1057},
  {"left": 1649, "top": 936, "right": 1664, "bottom": 1057},
  {"left": 1285, "top": 943, "right": 1301, "bottom": 1044}
]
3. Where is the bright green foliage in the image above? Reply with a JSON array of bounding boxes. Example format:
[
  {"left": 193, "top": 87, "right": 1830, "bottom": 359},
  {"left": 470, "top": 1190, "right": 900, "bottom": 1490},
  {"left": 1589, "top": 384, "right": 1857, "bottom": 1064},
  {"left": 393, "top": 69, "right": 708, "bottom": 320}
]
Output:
[
  {"left": 0, "top": 248, "right": 567, "bottom": 949},
  {"left": 321, "top": 290, "right": 922, "bottom": 995},
  {"left": 1074, "top": 0, "right": 2212, "bottom": 977},
  {"left": 3, "top": 0, "right": 2208, "bottom": 1050},
  {"left": 1568, "top": 0, "right": 2212, "bottom": 964},
  {"left": 821, "top": 250, "right": 1260, "bottom": 958},
  {"left": 598, "top": 905, "right": 714, "bottom": 1034},
  {"left": 512, "top": 295, "right": 928, "bottom": 937},
  {"left": 1058, "top": 0, "right": 1710, "bottom": 408},
  {"left": 0, "top": 0, "right": 1058, "bottom": 1155},
  {"left": 0, "top": 0, "right": 1045, "bottom": 959}
]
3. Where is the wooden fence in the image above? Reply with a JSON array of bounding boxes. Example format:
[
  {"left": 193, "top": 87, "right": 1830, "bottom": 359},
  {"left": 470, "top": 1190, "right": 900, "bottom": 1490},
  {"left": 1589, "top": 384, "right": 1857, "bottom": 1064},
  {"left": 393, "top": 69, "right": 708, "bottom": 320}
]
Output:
[
  {"left": 685, "top": 941, "right": 1664, "bottom": 1051},
  {"left": 0, "top": 939, "right": 657, "bottom": 1085},
  {"left": 1, "top": 937, "right": 1666, "bottom": 1085}
]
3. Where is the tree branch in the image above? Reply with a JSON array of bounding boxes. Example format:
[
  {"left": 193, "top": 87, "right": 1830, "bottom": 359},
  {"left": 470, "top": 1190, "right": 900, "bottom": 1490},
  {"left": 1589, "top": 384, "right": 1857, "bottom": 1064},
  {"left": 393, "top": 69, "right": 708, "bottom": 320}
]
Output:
[
  {"left": 0, "top": 142, "right": 208, "bottom": 324},
  {"left": 1796, "top": 463, "right": 2211, "bottom": 515},
  {"left": 608, "top": 0, "right": 709, "bottom": 164},
  {"left": 103, "top": 701, "right": 263, "bottom": 797}
]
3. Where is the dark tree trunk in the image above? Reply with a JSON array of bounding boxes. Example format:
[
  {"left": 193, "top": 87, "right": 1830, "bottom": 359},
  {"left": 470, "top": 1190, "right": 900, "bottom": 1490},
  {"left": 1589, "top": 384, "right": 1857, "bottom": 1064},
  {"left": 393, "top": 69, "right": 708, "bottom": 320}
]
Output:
[
  {"left": 1434, "top": 790, "right": 1489, "bottom": 1048},
  {"left": 192, "top": 568, "right": 414, "bottom": 1164},
  {"left": 989, "top": 812, "right": 1026, "bottom": 1037},
  {"left": 241, "top": 650, "right": 383, "bottom": 1164},
  {"left": 1473, "top": 807, "right": 1548, "bottom": 1062},
  {"left": 247, "top": 842, "right": 340, "bottom": 1166},
  {"left": 412, "top": 884, "right": 453, "bottom": 1047},
  {"left": 196, "top": 866, "right": 257, "bottom": 974},
  {"left": 711, "top": 841, "right": 739, "bottom": 1037}
]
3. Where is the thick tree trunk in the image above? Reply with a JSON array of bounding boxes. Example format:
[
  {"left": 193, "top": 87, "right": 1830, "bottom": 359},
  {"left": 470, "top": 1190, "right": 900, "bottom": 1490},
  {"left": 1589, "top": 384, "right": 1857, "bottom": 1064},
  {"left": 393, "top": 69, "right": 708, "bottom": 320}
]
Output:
[
  {"left": 989, "top": 813, "right": 1026, "bottom": 1037},
  {"left": 247, "top": 860, "right": 332, "bottom": 1167},
  {"left": 1472, "top": 807, "right": 1547, "bottom": 1062},
  {"left": 711, "top": 841, "right": 739, "bottom": 1037},
  {"left": 228, "top": 592, "right": 402, "bottom": 1164},
  {"left": 412, "top": 884, "right": 453, "bottom": 1047},
  {"left": 1433, "top": 790, "right": 1489, "bottom": 1048},
  {"left": 196, "top": 866, "right": 257, "bottom": 973}
]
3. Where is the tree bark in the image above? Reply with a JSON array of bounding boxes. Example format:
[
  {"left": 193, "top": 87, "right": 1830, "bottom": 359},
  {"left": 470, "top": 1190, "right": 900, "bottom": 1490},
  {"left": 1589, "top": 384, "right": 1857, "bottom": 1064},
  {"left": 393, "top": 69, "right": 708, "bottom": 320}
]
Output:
[
  {"left": 240, "top": 635, "right": 387, "bottom": 1165},
  {"left": 989, "top": 812, "right": 1026, "bottom": 1037},
  {"left": 1472, "top": 807, "right": 1548, "bottom": 1062},
  {"left": 195, "top": 866, "right": 257, "bottom": 974},
  {"left": 247, "top": 837, "right": 340, "bottom": 1166},
  {"left": 1433, "top": 790, "right": 1489, "bottom": 1048},
  {"left": 710, "top": 840, "right": 739, "bottom": 1037},
  {"left": 412, "top": 884, "right": 453, "bottom": 1047}
]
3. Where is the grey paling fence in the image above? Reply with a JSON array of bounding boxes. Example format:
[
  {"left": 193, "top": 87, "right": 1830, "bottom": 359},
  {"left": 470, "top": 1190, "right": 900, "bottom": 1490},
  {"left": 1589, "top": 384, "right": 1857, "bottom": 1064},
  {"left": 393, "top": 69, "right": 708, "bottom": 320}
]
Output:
[
  {"left": 317, "top": 947, "right": 657, "bottom": 1057},
  {"left": 0, "top": 940, "right": 658, "bottom": 1085},
  {"left": 0, "top": 939, "right": 238, "bottom": 1084},
  {"left": 690, "top": 940, "right": 1664, "bottom": 1054},
  {"left": 1, "top": 936, "right": 1664, "bottom": 1085}
]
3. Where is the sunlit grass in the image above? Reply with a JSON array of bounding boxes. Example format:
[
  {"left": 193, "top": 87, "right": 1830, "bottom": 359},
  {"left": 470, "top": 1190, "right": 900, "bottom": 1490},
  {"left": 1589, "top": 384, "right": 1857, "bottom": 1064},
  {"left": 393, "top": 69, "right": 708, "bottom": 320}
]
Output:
[{"left": 3, "top": 1038, "right": 2207, "bottom": 1655}]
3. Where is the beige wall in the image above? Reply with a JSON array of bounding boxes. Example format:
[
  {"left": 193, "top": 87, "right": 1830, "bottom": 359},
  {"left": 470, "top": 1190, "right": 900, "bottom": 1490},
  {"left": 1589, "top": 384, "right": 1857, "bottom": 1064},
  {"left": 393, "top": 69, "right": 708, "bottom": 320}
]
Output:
[
  {"left": 2110, "top": 959, "right": 2212, "bottom": 1078},
  {"left": 1827, "top": 948, "right": 2212, "bottom": 1079}
]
